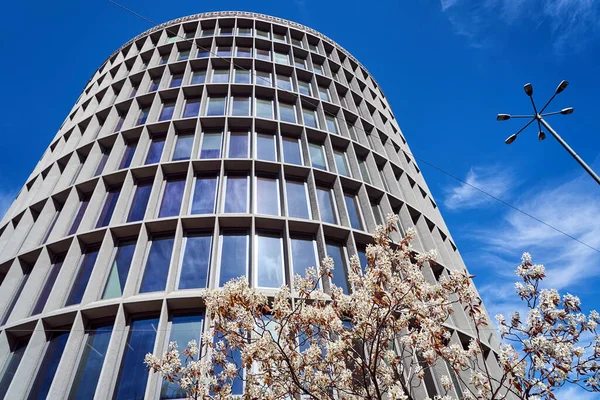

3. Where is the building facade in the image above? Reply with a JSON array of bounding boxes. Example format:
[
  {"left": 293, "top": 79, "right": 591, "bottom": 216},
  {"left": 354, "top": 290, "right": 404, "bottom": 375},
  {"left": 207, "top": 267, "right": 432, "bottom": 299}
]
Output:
[{"left": 0, "top": 11, "right": 500, "bottom": 399}]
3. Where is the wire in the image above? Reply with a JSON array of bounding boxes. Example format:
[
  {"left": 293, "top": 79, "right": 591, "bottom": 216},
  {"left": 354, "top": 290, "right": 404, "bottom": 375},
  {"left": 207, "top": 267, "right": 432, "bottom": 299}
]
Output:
[{"left": 105, "top": 1, "right": 600, "bottom": 255}]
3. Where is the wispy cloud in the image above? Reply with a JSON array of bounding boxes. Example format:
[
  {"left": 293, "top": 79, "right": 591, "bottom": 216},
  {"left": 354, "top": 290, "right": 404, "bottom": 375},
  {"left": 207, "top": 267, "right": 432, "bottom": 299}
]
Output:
[
  {"left": 0, "top": 182, "right": 18, "bottom": 222},
  {"left": 443, "top": 166, "right": 513, "bottom": 210}
]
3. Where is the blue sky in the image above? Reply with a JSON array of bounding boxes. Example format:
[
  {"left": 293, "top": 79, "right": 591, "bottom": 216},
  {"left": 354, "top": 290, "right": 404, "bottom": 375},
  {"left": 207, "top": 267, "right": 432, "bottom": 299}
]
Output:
[{"left": 1, "top": 0, "right": 599, "bottom": 395}]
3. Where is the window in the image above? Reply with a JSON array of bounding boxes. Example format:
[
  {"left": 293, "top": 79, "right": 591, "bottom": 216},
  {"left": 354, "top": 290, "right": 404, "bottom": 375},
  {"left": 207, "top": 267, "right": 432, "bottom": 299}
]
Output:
[
  {"left": 334, "top": 150, "right": 351, "bottom": 177},
  {"left": 347, "top": 123, "right": 358, "bottom": 141},
  {"left": 279, "top": 101, "right": 296, "bottom": 123},
  {"left": 282, "top": 136, "right": 302, "bottom": 165},
  {"left": 273, "top": 32, "right": 287, "bottom": 43},
  {"left": 94, "top": 147, "right": 110, "bottom": 176},
  {"left": 179, "top": 234, "right": 212, "bottom": 289},
  {"left": 145, "top": 135, "right": 166, "bottom": 164},
  {"left": 274, "top": 51, "right": 289, "bottom": 65},
  {"left": 211, "top": 69, "right": 230, "bottom": 83},
  {"left": 190, "top": 70, "right": 206, "bottom": 84},
  {"left": 201, "top": 28, "right": 214, "bottom": 37},
  {"left": 206, "top": 96, "right": 226, "bottom": 116},
  {"left": 234, "top": 68, "right": 251, "bottom": 84},
  {"left": 96, "top": 185, "right": 121, "bottom": 228},
  {"left": 358, "top": 157, "right": 371, "bottom": 184},
  {"left": 170, "top": 73, "right": 183, "bottom": 88},
  {"left": 113, "top": 316, "right": 159, "bottom": 399},
  {"left": 219, "top": 232, "right": 248, "bottom": 286},
  {"left": 197, "top": 48, "right": 210, "bottom": 58},
  {"left": 371, "top": 198, "right": 385, "bottom": 227},
  {"left": 200, "top": 130, "right": 222, "bottom": 158},
  {"left": 149, "top": 77, "right": 161, "bottom": 92},
  {"left": 0, "top": 337, "right": 29, "bottom": 398},
  {"left": 137, "top": 106, "right": 150, "bottom": 125},
  {"left": 159, "top": 54, "right": 169, "bottom": 65},
  {"left": 303, "top": 108, "right": 318, "bottom": 128},
  {"left": 309, "top": 142, "right": 327, "bottom": 170},
  {"left": 68, "top": 193, "right": 91, "bottom": 235},
  {"left": 158, "top": 176, "right": 186, "bottom": 218},
  {"left": 256, "top": 29, "right": 269, "bottom": 39},
  {"left": 103, "top": 239, "right": 136, "bottom": 299},
  {"left": 326, "top": 242, "right": 349, "bottom": 292},
  {"left": 238, "top": 27, "right": 252, "bottom": 36},
  {"left": 308, "top": 43, "right": 318, "bottom": 53},
  {"left": 286, "top": 180, "right": 310, "bottom": 219},
  {"left": 313, "top": 63, "right": 324, "bottom": 74},
  {"left": 290, "top": 236, "right": 317, "bottom": 280},
  {"left": 256, "top": 98, "right": 274, "bottom": 119},
  {"left": 119, "top": 141, "right": 137, "bottom": 169},
  {"left": 68, "top": 322, "right": 113, "bottom": 399},
  {"left": 292, "top": 37, "right": 303, "bottom": 47},
  {"left": 182, "top": 98, "right": 201, "bottom": 118},
  {"left": 31, "top": 253, "right": 65, "bottom": 315},
  {"left": 230, "top": 96, "right": 251, "bottom": 116},
  {"left": 276, "top": 74, "right": 292, "bottom": 91},
  {"left": 184, "top": 30, "right": 195, "bottom": 39},
  {"left": 1, "top": 265, "right": 30, "bottom": 325},
  {"left": 172, "top": 133, "right": 194, "bottom": 160},
  {"left": 316, "top": 186, "right": 337, "bottom": 224},
  {"left": 113, "top": 114, "right": 125, "bottom": 133},
  {"left": 298, "top": 80, "right": 312, "bottom": 96},
  {"left": 294, "top": 57, "right": 306, "bottom": 69},
  {"left": 236, "top": 46, "right": 252, "bottom": 57},
  {"left": 191, "top": 176, "right": 218, "bottom": 214},
  {"left": 178, "top": 50, "right": 190, "bottom": 61},
  {"left": 219, "top": 27, "right": 233, "bottom": 36},
  {"left": 256, "top": 233, "right": 284, "bottom": 288},
  {"left": 65, "top": 246, "right": 100, "bottom": 306},
  {"left": 224, "top": 175, "right": 249, "bottom": 213},
  {"left": 378, "top": 167, "right": 391, "bottom": 192},
  {"left": 255, "top": 70, "right": 272, "bottom": 86},
  {"left": 255, "top": 48, "right": 271, "bottom": 61},
  {"left": 161, "top": 315, "right": 204, "bottom": 398},
  {"left": 166, "top": 35, "right": 177, "bottom": 43},
  {"left": 325, "top": 115, "right": 338, "bottom": 134},
  {"left": 256, "top": 132, "right": 277, "bottom": 161},
  {"left": 130, "top": 84, "right": 138, "bottom": 98},
  {"left": 256, "top": 176, "right": 280, "bottom": 216},
  {"left": 344, "top": 193, "right": 363, "bottom": 230},
  {"left": 159, "top": 101, "right": 176, "bottom": 121},
  {"left": 319, "top": 86, "right": 330, "bottom": 101},
  {"left": 41, "top": 206, "right": 61, "bottom": 245},
  {"left": 27, "top": 330, "right": 70, "bottom": 400},
  {"left": 228, "top": 130, "right": 250, "bottom": 158},
  {"left": 127, "top": 178, "right": 153, "bottom": 222},
  {"left": 217, "top": 45, "right": 231, "bottom": 56},
  {"left": 357, "top": 247, "right": 368, "bottom": 274},
  {"left": 140, "top": 235, "right": 175, "bottom": 293}
]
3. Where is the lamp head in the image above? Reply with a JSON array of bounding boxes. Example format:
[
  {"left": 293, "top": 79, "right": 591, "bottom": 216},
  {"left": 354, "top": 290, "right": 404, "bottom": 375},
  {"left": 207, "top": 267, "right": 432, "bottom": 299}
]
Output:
[
  {"left": 556, "top": 80, "right": 569, "bottom": 94},
  {"left": 505, "top": 134, "right": 518, "bottom": 144},
  {"left": 538, "top": 131, "right": 546, "bottom": 141},
  {"left": 524, "top": 83, "right": 533, "bottom": 96},
  {"left": 561, "top": 107, "right": 574, "bottom": 115},
  {"left": 497, "top": 114, "right": 511, "bottom": 121}
]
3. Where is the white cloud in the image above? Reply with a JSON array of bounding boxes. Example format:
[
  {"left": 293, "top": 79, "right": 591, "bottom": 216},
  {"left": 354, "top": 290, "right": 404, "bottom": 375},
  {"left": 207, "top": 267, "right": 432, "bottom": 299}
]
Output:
[
  {"left": 443, "top": 166, "right": 513, "bottom": 210},
  {"left": 555, "top": 385, "right": 600, "bottom": 400}
]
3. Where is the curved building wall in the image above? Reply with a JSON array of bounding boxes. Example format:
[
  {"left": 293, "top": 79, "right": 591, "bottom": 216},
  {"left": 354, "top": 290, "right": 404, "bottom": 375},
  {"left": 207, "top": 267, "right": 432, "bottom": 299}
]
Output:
[{"left": 0, "top": 11, "right": 500, "bottom": 399}]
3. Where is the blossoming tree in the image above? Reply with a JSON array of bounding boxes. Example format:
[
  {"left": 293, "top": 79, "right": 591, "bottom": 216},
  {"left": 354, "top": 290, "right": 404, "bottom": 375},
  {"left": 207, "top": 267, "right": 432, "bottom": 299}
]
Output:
[{"left": 145, "top": 216, "right": 600, "bottom": 399}]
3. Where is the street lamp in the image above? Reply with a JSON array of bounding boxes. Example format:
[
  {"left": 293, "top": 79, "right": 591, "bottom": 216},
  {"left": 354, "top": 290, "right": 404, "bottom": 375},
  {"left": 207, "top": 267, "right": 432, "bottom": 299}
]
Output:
[{"left": 497, "top": 81, "right": 600, "bottom": 185}]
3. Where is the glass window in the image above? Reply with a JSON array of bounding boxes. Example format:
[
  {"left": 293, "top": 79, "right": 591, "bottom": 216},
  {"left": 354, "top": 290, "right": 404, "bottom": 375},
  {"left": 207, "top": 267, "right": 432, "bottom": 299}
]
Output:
[
  {"left": 224, "top": 175, "right": 248, "bottom": 213},
  {"left": 190, "top": 70, "right": 206, "bottom": 84},
  {"left": 219, "top": 27, "right": 233, "bottom": 36},
  {"left": 113, "top": 115, "right": 125, "bottom": 133},
  {"left": 182, "top": 98, "right": 201, "bottom": 118},
  {"left": 274, "top": 51, "right": 289, "bottom": 65},
  {"left": 256, "top": 234, "right": 284, "bottom": 288},
  {"left": 256, "top": 98, "right": 274, "bottom": 119},
  {"left": 378, "top": 168, "right": 391, "bottom": 192},
  {"left": 309, "top": 142, "right": 327, "bottom": 170},
  {"left": 303, "top": 108, "right": 318, "bottom": 128},
  {"left": 137, "top": 106, "right": 150, "bottom": 125},
  {"left": 358, "top": 157, "right": 371, "bottom": 184},
  {"left": 145, "top": 135, "right": 166, "bottom": 164},
  {"left": 172, "top": 133, "right": 194, "bottom": 160},
  {"left": 27, "top": 330, "right": 70, "bottom": 400},
  {"left": 228, "top": 131, "right": 250, "bottom": 158},
  {"left": 236, "top": 47, "right": 252, "bottom": 57},
  {"left": 127, "top": 178, "right": 153, "bottom": 222},
  {"left": 290, "top": 236, "right": 317, "bottom": 280},
  {"left": 294, "top": 57, "right": 306, "bottom": 69},
  {"left": 166, "top": 35, "right": 177, "bottom": 43},
  {"left": 279, "top": 102, "right": 296, "bottom": 123},
  {"left": 256, "top": 29, "right": 270, "bottom": 39},
  {"left": 314, "top": 63, "right": 324, "bottom": 74},
  {"left": 178, "top": 50, "right": 190, "bottom": 61},
  {"left": 113, "top": 316, "right": 159, "bottom": 399},
  {"left": 334, "top": 150, "right": 351, "bottom": 177},
  {"left": 344, "top": 193, "right": 363, "bottom": 230},
  {"left": 191, "top": 176, "right": 218, "bottom": 214},
  {"left": 185, "top": 31, "right": 195, "bottom": 39},
  {"left": 140, "top": 235, "right": 174, "bottom": 293},
  {"left": 149, "top": 77, "right": 161, "bottom": 92},
  {"left": 230, "top": 96, "right": 250, "bottom": 116},
  {"left": 317, "top": 186, "right": 337, "bottom": 224},
  {"left": 219, "top": 232, "right": 248, "bottom": 286},
  {"left": 119, "top": 141, "right": 137, "bottom": 169},
  {"left": 179, "top": 235, "right": 212, "bottom": 290},
  {"left": 211, "top": 69, "right": 230, "bottom": 83},
  {"left": 0, "top": 337, "right": 29, "bottom": 398},
  {"left": 1, "top": 266, "right": 31, "bottom": 326},
  {"left": 255, "top": 70, "right": 272, "bottom": 86},
  {"left": 159, "top": 101, "right": 175, "bottom": 121},
  {"left": 197, "top": 49, "right": 210, "bottom": 58},
  {"left": 217, "top": 46, "right": 231, "bottom": 57},
  {"left": 347, "top": 123, "right": 358, "bottom": 141},
  {"left": 292, "top": 37, "right": 303, "bottom": 47},
  {"left": 326, "top": 242, "right": 348, "bottom": 292},
  {"left": 68, "top": 193, "right": 91, "bottom": 235},
  {"left": 238, "top": 27, "right": 252, "bottom": 36},
  {"left": 273, "top": 32, "right": 287, "bottom": 43},
  {"left": 65, "top": 246, "right": 99, "bottom": 306},
  {"left": 319, "top": 86, "right": 330, "bottom": 101},
  {"left": 158, "top": 176, "right": 186, "bottom": 218},
  {"left": 325, "top": 115, "right": 338, "bottom": 134},
  {"left": 201, "top": 28, "right": 214, "bottom": 37},
  {"left": 160, "top": 314, "right": 204, "bottom": 398},
  {"left": 206, "top": 97, "right": 226, "bottom": 116},
  {"left": 170, "top": 73, "right": 183, "bottom": 88},
  {"left": 159, "top": 54, "right": 169, "bottom": 65},
  {"left": 256, "top": 176, "right": 280, "bottom": 216},
  {"left": 298, "top": 80, "right": 312, "bottom": 96},
  {"left": 96, "top": 186, "right": 121, "bottom": 228},
  {"left": 276, "top": 74, "right": 292, "bottom": 91},
  {"left": 41, "top": 207, "right": 61, "bottom": 245},
  {"left": 308, "top": 43, "right": 319, "bottom": 53},
  {"left": 255, "top": 48, "right": 271, "bottom": 61},
  {"left": 371, "top": 199, "right": 385, "bottom": 226},
  {"left": 357, "top": 247, "right": 368, "bottom": 274},
  {"left": 94, "top": 148, "right": 110, "bottom": 176},
  {"left": 282, "top": 136, "right": 302, "bottom": 165},
  {"left": 200, "top": 130, "right": 222, "bottom": 158},
  {"left": 256, "top": 132, "right": 277, "bottom": 161},
  {"left": 68, "top": 322, "right": 113, "bottom": 400},
  {"left": 31, "top": 253, "right": 65, "bottom": 315},
  {"left": 103, "top": 239, "right": 136, "bottom": 299},
  {"left": 234, "top": 69, "right": 251, "bottom": 84},
  {"left": 286, "top": 180, "right": 310, "bottom": 219}
]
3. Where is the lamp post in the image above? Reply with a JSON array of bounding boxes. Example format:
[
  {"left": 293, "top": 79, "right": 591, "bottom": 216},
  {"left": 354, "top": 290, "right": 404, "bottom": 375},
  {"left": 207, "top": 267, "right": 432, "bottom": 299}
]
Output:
[{"left": 497, "top": 81, "right": 600, "bottom": 185}]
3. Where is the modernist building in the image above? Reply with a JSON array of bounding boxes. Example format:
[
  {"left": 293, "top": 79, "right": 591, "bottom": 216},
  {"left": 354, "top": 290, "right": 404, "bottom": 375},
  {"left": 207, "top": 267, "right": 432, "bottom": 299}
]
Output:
[{"left": 0, "top": 11, "right": 500, "bottom": 399}]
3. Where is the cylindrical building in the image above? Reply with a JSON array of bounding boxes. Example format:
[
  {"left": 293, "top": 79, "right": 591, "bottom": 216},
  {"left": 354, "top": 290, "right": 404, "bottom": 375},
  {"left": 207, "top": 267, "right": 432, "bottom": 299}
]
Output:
[{"left": 0, "top": 11, "right": 499, "bottom": 399}]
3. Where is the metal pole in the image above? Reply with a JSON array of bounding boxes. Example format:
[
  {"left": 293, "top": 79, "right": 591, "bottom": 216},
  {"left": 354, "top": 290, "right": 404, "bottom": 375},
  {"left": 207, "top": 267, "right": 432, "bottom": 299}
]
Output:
[{"left": 538, "top": 115, "right": 600, "bottom": 185}]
